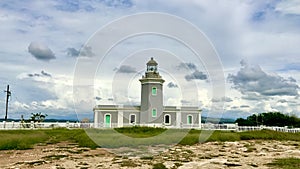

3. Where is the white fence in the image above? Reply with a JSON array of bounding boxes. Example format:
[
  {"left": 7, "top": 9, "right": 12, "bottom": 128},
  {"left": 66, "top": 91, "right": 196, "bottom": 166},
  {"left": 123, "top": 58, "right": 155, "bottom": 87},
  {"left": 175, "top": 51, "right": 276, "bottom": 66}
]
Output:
[
  {"left": 0, "top": 121, "right": 300, "bottom": 133},
  {"left": 240, "top": 126, "right": 300, "bottom": 133},
  {"left": 0, "top": 121, "right": 93, "bottom": 129}
]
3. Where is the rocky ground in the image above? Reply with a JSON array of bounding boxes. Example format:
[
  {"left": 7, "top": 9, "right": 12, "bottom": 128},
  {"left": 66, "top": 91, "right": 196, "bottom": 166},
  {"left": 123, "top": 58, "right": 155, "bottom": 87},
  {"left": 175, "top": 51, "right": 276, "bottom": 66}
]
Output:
[{"left": 0, "top": 140, "right": 299, "bottom": 169}]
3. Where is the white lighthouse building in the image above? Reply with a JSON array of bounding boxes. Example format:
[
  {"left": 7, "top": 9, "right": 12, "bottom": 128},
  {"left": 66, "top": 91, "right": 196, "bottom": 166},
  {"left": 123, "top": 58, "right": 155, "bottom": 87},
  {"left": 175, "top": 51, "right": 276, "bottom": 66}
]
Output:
[{"left": 93, "top": 57, "right": 201, "bottom": 128}]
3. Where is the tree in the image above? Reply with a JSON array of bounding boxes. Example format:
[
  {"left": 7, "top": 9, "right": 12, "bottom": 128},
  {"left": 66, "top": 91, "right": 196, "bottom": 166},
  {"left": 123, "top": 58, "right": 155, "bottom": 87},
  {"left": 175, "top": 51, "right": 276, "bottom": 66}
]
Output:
[
  {"left": 235, "top": 112, "right": 300, "bottom": 127},
  {"left": 29, "top": 112, "right": 48, "bottom": 123},
  {"left": 235, "top": 118, "right": 256, "bottom": 126}
]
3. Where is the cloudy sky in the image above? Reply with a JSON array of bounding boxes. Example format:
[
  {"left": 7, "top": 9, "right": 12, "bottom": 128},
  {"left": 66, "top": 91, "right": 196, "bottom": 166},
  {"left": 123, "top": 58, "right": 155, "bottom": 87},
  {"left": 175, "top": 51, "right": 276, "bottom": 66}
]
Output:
[{"left": 0, "top": 0, "right": 300, "bottom": 120}]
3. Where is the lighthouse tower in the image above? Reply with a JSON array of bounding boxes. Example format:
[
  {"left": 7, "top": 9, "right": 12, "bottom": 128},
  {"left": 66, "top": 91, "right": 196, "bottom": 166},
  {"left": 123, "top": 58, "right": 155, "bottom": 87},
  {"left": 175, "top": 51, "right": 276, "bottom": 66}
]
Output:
[{"left": 139, "top": 57, "right": 165, "bottom": 124}]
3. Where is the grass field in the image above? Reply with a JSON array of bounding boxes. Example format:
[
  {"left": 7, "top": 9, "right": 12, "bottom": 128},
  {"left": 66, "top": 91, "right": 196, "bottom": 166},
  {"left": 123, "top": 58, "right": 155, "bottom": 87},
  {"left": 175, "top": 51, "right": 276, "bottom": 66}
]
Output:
[
  {"left": 0, "top": 127, "right": 299, "bottom": 150},
  {"left": 267, "top": 157, "right": 300, "bottom": 169},
  {"left": 0, "top": 128, "right": 98, "bottom": 150},
  {"left": 179, "top": 129, "right": 300, "bottom": 145}
]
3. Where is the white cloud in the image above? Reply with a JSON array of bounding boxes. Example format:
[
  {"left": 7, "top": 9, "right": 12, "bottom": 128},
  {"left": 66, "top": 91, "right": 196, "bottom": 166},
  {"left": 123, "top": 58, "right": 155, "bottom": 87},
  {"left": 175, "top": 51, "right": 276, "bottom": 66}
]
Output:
[
  {"left": 275, "top": 0, "right": 300, "bottom": 15},
  {"left": 228, "top": 60, "right": 299, "bottom": 97},
  {"left": 12, "top": 73, "right": 83, "bottom": 118},
  {"left": 1, "top": 0, "right": 300, "bottom": 119}
]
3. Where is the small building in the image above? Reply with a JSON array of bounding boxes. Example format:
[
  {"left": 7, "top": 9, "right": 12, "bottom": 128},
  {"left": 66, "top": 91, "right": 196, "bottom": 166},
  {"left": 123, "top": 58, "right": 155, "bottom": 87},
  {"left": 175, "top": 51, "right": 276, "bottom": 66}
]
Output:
[{"left": 93, "top": 57, "right": 201, "bottom": 128}]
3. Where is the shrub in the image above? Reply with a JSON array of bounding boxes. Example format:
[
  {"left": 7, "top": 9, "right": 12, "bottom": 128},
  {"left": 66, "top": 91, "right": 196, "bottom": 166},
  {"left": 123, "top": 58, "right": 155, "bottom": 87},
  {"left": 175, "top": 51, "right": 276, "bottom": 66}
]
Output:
[{"left": 153, "top": 163, "right": 167, "bottom": 169}]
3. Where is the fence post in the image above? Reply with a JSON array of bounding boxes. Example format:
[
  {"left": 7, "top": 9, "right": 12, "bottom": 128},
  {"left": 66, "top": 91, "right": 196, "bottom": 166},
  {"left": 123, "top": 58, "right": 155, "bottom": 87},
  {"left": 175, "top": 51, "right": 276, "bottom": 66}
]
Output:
[
  {"left": 3, "top": 121, "right": 6, "bottom": 129},
  {"left": 30, "top": 121, "right": 34, "bottom": 129},
  {"left": 235, "top": 123, "right": 239, "bottom": 131},
  {"left": 284, "top": 126, "right": 288, "bottom": 132}
]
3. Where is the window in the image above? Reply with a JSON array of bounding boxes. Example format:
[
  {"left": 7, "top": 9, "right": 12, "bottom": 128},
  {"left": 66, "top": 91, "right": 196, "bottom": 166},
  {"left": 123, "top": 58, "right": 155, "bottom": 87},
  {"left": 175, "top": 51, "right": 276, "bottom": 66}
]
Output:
[
  {"left": 130, "top": 114, "right": 136, "bottom": 124},
  {"left": 147, "top": 65, "right": 157, "bottom": 72},
  {"left": 164, "top": 114, "right": 171, "bottom": 125},
  {"left": 152, "top": 87, "right": 157, "bottom": 95},
  {"left": 187, "top": 115, "right": 193, "bottom": 125},
  {"left": 152, "top": 108, "right": 157, "bottom": 117}
]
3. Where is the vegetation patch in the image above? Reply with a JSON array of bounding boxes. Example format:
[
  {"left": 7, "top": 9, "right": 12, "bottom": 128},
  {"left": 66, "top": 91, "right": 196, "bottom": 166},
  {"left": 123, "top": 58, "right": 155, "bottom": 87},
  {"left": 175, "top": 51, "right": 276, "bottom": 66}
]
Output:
[
  {"left": 0, "top": 130, "right": 48, "bottom": 150},
  {"left": 120, "top": 160, "right": 138, "bottom": 167},
  {"left": 87, "top": 128, "right": 187, "bottom": 148},
  {"left": 207, "top": 130, "right": 240, "bottom": 142},
  {"left": 114, "top": 126, "right": 167, "bottom": 138},
  {"left": 42, "top": 154, "right": 68, "bottom": 161},
  {"left": 25, "top": 160, "right": 46, "bottom": 166},
  {"left": 244, "top": 143, "right": 256, "bottom": 152},
  {"left": 78, "top": 162, "right": 89, "bottom": 166},
  {"left": 0, "top": 128, "right": 99, "bottom": 150},
  {"left": 179, "top": 129, "right": 300, "bottom": 146},
  {"left": 140, "top": 156, "right": 154, "bottom": 160},
  {"left": 224, "top": 162, "right": 242, "bottom": 167},
  {"left": 174, "top": 162, "right": 183, "bottom": 167},
  {"left": 178, "top": 129, "right": 201, "bottom": 145},
  {"left": 239, "top": 130, "right": 300, "bottom": 141},
  {"left": 245, "top": 147, "right": 256, "bottom": 152},
  {"left": 153, "top": 163, "right": 167, "bottom": 169},
  {"left": 0, "top": 127, "right": 299, "bottom": 150},
  {"left": 65, "top": 149, "right": 85, "bottom": 154},
  {"left": 267, "top": 157, "right": 300, "bottom": 169}
]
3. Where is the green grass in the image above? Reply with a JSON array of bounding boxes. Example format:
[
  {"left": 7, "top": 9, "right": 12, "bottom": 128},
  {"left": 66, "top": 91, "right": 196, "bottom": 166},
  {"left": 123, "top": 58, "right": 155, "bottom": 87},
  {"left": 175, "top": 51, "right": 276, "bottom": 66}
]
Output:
[
  {"left": 179, "top": 130, "right": 241, "bottom": 145},
  {"left": 207, "top": 130, "right": 241, "bottom": 142},
  {"left": 114, "top": 126, "right": 167, "bottom": 138},
  {"left": 86, "top": 128, "right": 188, "bottom": 148},
  {"left": 0, "top": 127, "right": 299, "bottom": 150},
  {"left": 44, "top": 128, "right": 99, "bottom": 148},
  {"left": 267, "top": 158, "right": 300, "bottom": 169},
  {"left": 179, "top": 129, "right": 201, "bottom": 145},
  {"left": 180, "top": 129, "right": 300, "bottom": 145},
  {"left": 239, "top": 129, "right": 300, "bottom": 141},
  {"left": 0, "top": 130, "right": 49, "bottom": 150},
  {"left": 0, "top": 128, "right": 99, "bottom": 150}
]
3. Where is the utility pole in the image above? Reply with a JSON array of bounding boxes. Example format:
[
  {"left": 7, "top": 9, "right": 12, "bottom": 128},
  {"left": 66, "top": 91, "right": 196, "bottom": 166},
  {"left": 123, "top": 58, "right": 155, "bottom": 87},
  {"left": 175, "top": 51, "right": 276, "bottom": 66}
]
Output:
[{"left": 4, "top": 85, "right": 11, "bottom": 122}]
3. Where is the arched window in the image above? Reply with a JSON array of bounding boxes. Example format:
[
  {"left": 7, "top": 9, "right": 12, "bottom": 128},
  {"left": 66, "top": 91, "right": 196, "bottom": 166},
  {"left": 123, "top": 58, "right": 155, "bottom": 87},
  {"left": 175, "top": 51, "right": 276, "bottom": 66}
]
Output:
[
  {"left": 164, "top": 114, "right": 171, "bottom": 125},
  {"left": 130, "top": 114, "right": 136, "bottom": 124},
  {"left": 187, "top": 115, "right": 193, "bottom": 125}
]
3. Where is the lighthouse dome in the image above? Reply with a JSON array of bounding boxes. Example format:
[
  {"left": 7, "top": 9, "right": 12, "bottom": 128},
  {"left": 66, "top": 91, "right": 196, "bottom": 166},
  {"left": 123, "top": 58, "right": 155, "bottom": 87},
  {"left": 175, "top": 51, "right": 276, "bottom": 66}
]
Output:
[{"left": 147, "top": 57, "right": 158, "bottom": 66}]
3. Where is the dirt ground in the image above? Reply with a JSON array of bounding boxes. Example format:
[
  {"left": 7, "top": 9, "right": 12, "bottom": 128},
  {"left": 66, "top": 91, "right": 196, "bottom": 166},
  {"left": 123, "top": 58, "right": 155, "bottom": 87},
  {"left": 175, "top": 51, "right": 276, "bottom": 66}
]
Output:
[{"left": 0, "top": 140, "right": 299, "bottom": 169}]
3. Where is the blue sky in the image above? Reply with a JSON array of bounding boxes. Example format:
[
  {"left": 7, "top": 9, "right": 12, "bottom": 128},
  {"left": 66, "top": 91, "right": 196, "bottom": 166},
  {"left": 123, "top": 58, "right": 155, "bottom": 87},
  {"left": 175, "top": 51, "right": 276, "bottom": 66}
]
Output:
[{"left": 0, "top": 0, "right": 300, "bottom": 120}]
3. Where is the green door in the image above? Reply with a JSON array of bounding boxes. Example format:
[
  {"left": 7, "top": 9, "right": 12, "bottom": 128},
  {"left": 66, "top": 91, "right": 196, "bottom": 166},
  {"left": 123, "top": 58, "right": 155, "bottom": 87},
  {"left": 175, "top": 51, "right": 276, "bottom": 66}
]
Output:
[
  {"left": 187, "top": 115, "right": 192, "bottom": 125},
  {"left": 105, "top": 114, "right": 111, "bottom": 127}
]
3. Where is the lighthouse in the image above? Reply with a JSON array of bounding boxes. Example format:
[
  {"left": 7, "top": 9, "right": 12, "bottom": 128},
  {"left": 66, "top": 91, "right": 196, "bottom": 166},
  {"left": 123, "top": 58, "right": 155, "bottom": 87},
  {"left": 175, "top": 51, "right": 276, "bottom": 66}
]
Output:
[{"left": 139, "top": 57, "right": 165, "bottom": 124}]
